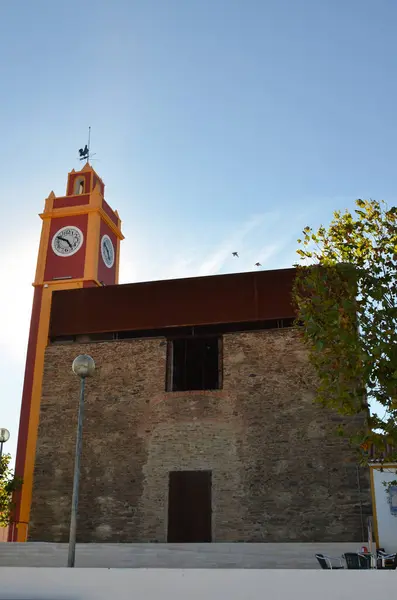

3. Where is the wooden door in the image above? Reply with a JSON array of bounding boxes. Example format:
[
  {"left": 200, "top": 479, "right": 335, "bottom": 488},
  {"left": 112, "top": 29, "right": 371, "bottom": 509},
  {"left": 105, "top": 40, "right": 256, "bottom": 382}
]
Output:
[{"left": 167, "top": 470, "right": 212, "bottom": 542}]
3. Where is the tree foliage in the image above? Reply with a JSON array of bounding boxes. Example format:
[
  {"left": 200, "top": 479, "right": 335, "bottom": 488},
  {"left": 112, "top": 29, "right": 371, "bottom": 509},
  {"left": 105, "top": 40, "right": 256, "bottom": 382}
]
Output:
[
  {"left": 0, "top": 454, "right": 22, "bottom": 527},
  {"left": 293, "top": 199, "right": 397, "bottom": 463}
]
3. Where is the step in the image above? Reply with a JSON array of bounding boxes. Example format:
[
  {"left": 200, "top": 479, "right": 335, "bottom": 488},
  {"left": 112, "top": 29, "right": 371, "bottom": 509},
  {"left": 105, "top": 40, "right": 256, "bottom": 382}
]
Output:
[{"left": 0, "top": 542, "right": 363, "bottom": 568}]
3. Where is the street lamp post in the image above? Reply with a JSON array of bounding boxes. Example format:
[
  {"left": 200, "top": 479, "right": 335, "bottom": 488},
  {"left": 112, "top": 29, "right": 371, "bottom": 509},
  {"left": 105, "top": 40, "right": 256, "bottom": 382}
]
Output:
[
  {"left": 67, "top": 355, "right": 95, "bottom": 568},
  {"left": 0, "top": 429, "right": 10, "bottom": 459}
]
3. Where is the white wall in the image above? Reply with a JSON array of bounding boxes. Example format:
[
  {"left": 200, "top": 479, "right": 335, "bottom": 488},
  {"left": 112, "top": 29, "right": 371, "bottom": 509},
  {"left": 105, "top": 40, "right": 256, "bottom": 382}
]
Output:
[
  {"left": 372, "top": 465, "right": 397, "bottom": 552},
  {"left": 0, "top": 568, "right": 396, "bottom": 600}
]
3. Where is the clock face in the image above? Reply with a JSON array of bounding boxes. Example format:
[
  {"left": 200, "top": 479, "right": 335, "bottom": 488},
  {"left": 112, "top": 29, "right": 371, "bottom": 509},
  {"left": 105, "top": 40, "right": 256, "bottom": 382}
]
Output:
[
  {"left": 52, "top": 226, "right": 84, "bottom": 257},
  {"left": 101, "top": 234, "right": 115, "bottom": 268}
]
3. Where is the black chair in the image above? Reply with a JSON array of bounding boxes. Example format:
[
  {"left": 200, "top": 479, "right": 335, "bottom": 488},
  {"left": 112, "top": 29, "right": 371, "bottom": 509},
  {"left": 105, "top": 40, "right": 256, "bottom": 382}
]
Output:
[
  {"left": 315, "top": 553, "right": 344, "bottom": 569},
  {"left": 385, "top": 555, "right": 397, "bottom": 570},
  {"left": 377, "top": 550, "right": 397, "bottom": 570},
  {"left": 343, "top": 552, "right": 371, "bottom": 569}
]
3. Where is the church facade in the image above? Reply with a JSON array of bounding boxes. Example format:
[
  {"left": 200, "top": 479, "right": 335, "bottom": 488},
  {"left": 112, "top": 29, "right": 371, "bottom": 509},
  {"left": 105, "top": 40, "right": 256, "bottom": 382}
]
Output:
[{"left": 13, "top": 165, "right": 371, "bottom": 543}]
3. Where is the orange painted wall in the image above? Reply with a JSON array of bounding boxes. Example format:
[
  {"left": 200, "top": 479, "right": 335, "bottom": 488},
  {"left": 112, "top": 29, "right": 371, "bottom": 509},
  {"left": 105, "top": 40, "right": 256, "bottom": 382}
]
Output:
[
  {"left": 13, "top": 281, "right": 86, "bottom": 541},
  {"left": 92, "top": 173, "right": 105, "bottom": 195},
  {"left": 66, "top": 172, "right": 92, "bottom": 196},
  {"left": 11, "top": 286, "right": 43, "bottom": 539},
  {"left": 44, "top": 214, "right": 88, "bottom": 281},
  {"left": 97, "top": 219, "right": 118, "bottom": 286},
  {"left": 53, "top": 194, "right": 90, "bottom": 209},
  {"left": 102, "top": 199, "right": 119, "bottom": 225}
]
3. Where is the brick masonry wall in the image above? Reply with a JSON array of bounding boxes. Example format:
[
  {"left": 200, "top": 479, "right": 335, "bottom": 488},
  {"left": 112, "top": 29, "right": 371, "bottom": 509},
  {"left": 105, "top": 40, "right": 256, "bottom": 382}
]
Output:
[{"left": 29, "top": 328, "right": 371, "bottom": 542}]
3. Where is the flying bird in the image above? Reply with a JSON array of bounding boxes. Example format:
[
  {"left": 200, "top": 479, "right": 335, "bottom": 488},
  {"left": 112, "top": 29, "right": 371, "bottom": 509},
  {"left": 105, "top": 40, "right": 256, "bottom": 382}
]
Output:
[
  {"left": 232, "top": 252, "right": 239, "bottom": 257},
  {"left": 255, "top": 262, "right": 262, "bottom": 267}
]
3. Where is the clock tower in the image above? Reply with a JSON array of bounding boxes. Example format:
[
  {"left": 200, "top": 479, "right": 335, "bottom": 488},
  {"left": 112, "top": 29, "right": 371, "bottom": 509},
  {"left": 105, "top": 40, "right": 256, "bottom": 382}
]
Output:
[{"left": 11, "top": 163, "right": 123, "bottom": 541}]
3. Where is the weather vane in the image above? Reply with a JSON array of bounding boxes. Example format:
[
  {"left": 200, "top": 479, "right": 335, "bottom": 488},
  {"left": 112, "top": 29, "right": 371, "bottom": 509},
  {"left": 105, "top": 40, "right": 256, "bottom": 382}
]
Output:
[{"left": 78, "top": 126, "right": 96, "bottom": 163}]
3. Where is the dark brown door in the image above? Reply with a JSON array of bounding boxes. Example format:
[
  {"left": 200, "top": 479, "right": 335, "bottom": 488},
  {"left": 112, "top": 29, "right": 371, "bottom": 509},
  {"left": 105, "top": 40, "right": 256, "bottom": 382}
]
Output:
[{"left": 167, "top": 470, "right": 212, "bottom": 542}]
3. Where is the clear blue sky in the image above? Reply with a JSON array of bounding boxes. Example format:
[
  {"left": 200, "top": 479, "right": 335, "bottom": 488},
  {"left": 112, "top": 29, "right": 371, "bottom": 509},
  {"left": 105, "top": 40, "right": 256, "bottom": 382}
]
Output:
[{"left": 0, "top": 0, "right": 396, "bottom": 459}]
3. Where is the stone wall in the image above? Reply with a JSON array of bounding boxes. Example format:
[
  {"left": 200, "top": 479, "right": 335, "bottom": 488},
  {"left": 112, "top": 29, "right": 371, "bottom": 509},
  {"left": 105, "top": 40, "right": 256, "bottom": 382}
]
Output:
[{"left": 29, "top": 328, "right": 371, "bottom": 542}]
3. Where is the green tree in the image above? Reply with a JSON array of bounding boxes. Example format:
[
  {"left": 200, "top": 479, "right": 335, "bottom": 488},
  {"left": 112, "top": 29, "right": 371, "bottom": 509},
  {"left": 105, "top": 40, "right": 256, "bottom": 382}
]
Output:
[
  {"left": 0, "top": 454, "right": 22, "bottom": 526},
  {"left": 293, "top": 199, "right": 397, "bottom": 463}
]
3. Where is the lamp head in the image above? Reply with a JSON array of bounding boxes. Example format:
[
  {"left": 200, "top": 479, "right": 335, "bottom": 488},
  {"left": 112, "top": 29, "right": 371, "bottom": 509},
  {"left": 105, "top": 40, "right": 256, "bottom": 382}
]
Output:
[{"left": 72, "top": 355, "right": 95, "bottom": 379}]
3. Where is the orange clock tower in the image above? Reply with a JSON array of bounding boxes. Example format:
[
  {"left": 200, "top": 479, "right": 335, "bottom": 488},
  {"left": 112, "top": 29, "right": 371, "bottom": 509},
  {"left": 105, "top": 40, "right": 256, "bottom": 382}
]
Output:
[{"left": 11, "top": 162, "right": 123, "bottom": 541}]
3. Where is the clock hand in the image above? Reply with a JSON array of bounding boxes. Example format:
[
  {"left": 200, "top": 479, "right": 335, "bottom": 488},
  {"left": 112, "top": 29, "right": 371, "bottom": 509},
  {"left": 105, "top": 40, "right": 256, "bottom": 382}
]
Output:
[
  {"left": 105, "top": 245, "right": 111, "bottom": 260},
  {"left": 57, "top": 236, "right": 72, "bottom": 248}
]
